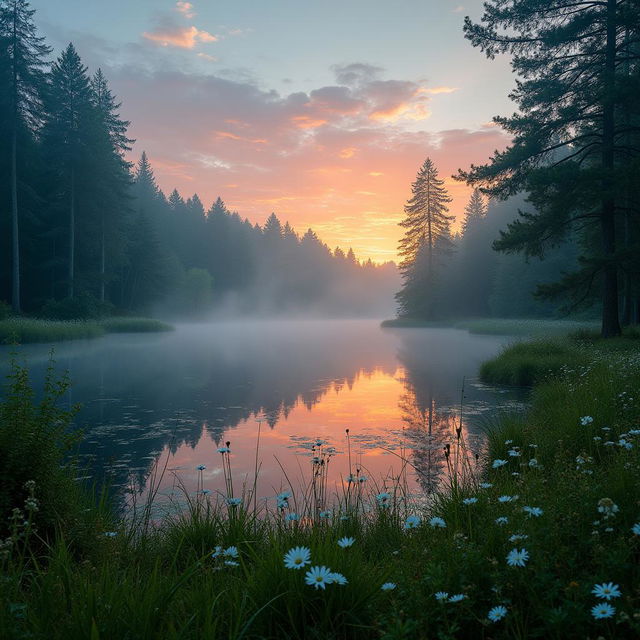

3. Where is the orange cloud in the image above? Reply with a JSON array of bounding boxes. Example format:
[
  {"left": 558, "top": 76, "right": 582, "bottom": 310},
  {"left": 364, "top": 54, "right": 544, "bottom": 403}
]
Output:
[
  {"left": 339, "top": 147, "right": 357, "bottom": 159},
  {"left": 292, "top": 116, "right": 328, "bottom": 129},
  {"left": 369, "top": 101, "right": 430, "bottom": 122},
  {"left": 422, "top": 86, "right": 459, "bottom": 95},
  {"left": 197, "top": 53, "right": 218, "bottom": 62},
  {"left": 214, "top": 131, "right": 268, "bottom": 145},
  {"left": 143, "top": 26, "right": 217, "bottom": 48}
]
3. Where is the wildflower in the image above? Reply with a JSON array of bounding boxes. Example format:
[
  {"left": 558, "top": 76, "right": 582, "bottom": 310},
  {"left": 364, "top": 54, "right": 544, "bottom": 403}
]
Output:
[
  {"left": 580, "top": 416, "right": 594, "bottom": 426},
  {"left": 492, "top": 459, "right": 508, "bottom": 469},
  {"left": 507, "top": 449, "right": 521, "bottom": 457},
  {"left": 201, "top": 489, "right": 211, "bottom": 495},
  {"left": 217, "top": 447, "right": 230, "bottom": 453},
  {"left": 315, "top": 439, "right": 323, "bottom": 447},
  {"left": 211, "top": 546, "right": 223, "bottom": 558},
  {"left": 528, "top": 459, "right": 539, "bottom": 468},
  {"left": 462, "top": 497, "right": 478, "bottom": 505},
  {"left": 523, "top": 506, "right": 544, "bottom": 517},
  {"left": 284, "top": 546, "right": 311, "bottom": 570},
  {"left": 434, "top": 591, "right": 449, "bottom": 601},
  {"left": 337, "top": 536, "right": 355, "bottom": 548},
  {"left": 226, "top": 497, "right": 242, "bottom": 507},
  {"left": 495, "top": 516, "right": 509, "bottom": 526},
  {"left": 498, "top": 495, "right": 518, "bottom": 503},
  {"left": 381, "top": 582, "right": 396, "bottom": 591},
  {"left": 277, "top": 491, "right": 291, "bottom": 500},
  {"left": 593, "top": 437, "right": 602, "bottom": 442},
  {"left": 479, "top": 482, "right": 493, "bottom": 489},
  {"left": 285, "top": 513, "right": 300, "bottom": 522},
  {"left": 329, "top": 572, "right": 348, "bottom": 585},
  {"left": 509, "top": 534, "right": 528, "bottom": 542},
  {"left": 603, "top": 441, "right": 615, "bottom": 447},
  {"left": 506, "top": 548, "right": 529, "bottom": 567},
  {"left": 597, "top": 498, "right": 619, "bottom": 518},
  {"left": 347, "top": 473, "right": 356, "bottom": 483},
  {"left": 358, "top": 475, "right": 367, "bottom": 484},
  {"left": 224, "top": 560, "right": 239, "bottom": 567},
  {"left": 618, "top": 439, "right": 633, "bottom": 450},
  {"left": 376, "top": 492, "right": 391, "bottom": 507},
  {"left": 223, "top": 546, "right": 238, "bottom": 558},
  {"left": 632, "top": 523, "right": 640, "bottom": 535},
  {"left": 504, "top": 440, "right": 513, "bottom": 445},
  {"left": 319, "top": 510, "right": 332, "bottom": 519},
  {"left": 196, "top": 464, "right": 206, "bottom": 471},
  {"left": 592, "top": 582, "right": 621, "bottom": 600},
  {"left": 277, "top": 498, "right": 289, "bottom": 509},
  {"left": 429, "top": 516, "right": 446, "bottom": 528},
  {"left": 404, "top": 515, "right": 421, "bottom": 529},
  {"left": 591, "top": 603, "right": 616, "bottom": 619},
  {"left": 487, "top": 605, "right": 508, "bottom": 622},
  {"left": 448, "top": 594, "right": 466, "bottom": 603},
  {"left": 103, "top": 531, "right": 118, "bottom": 537},
  {"left": 628, "top": 429, "right": 640, "bottom": 436},
  {"left": 305, "top": 565, "right": 333, "bottom": 590}
]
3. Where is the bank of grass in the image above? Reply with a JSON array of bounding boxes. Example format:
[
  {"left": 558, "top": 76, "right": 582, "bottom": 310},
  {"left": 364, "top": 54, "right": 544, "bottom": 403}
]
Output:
[
  {"left": 453, "top": 317, "right": 599, "bottom": 336},
  {"left": 2, "top": 345, "right": 640, "bottom": 638},
  {"left": 480, "top": 329, "right": 640, "bottom": 386},
  {"left": 0, "top": 316, "right": 173, "bottom": 344}
]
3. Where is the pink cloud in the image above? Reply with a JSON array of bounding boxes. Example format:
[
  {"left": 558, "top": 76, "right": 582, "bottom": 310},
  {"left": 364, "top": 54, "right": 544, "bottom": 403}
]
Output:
[
  {"left": 143, "top": 25, "right": 217, "bottom": 48},
  {"left": 175, "top": 2, "right": 195, "bottom": 18}
]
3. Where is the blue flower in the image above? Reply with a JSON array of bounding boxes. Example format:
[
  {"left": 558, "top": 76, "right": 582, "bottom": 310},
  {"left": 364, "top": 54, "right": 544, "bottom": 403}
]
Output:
[
  {"left": 329, "top": 572, "right": 348, "bottom": 585},
  {"left": 462, "top": 497, "right": 478, "bottom": 505},
  {"left": 381, "top": 582, "right": 396, "bottom": 591},
  {"left": 337, "top": 536, "right": 355, "bottom": 548},
  {"left": 226, "top": 497, "right": 242, "bottom": 507},
  {"left": 580, "top": 416, "right": 594, "bottom": 426},
  {"left": 492, "top": 459, "right": 508, "bottom": 469},
  {"left": 285, "top": 513, "right": 300, "bottom": 522},
  {"left": 592, "top": 582, "right": 621, "bottom": 600},
  {"left": 196, "top": 464, "right": 206, "bottom": 471},
  {"left": 448, "top": 594, "right": 466, "bottom": 603},
  {"left": 506, "top": 548, "right": 529, "bottom": 567},
  {"left": 283, "top": 546, "right": 311, "bottom": 570},
  {"left": 591, "top": 603, "right": 615, "bottom": 619},
  {"left": 305, "top": 565, "right": 333, "bottom": 590},
  {"left": 632, "top": 523, "right": 640, "bottom": 535},
  {"left": 495, "top": 516, "right": 509, "bottom": 526},
  {"left": 429, "top": 516, "right": 446, "bottom": 528},
  {"left": 434, "top": 591, "right": 449, "bottom": 601},
  {"left": 404, "top": 515, "right": 421, "bottom": 529},
  {"left": 487, "top": 605, "right": 507, "bottom": 622},
  {"left": 522, "top": 506, "right": 543, "bottom": 517}
]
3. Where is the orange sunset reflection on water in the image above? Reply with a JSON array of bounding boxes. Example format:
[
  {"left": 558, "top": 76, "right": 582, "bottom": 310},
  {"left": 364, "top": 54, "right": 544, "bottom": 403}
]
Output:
[{"left": 141, "top": 365, "right": 498, "bottom": 510}]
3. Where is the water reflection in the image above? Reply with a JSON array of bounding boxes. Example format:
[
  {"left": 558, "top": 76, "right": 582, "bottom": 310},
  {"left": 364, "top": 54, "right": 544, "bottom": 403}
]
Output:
[{"left": 0, "top": 321, "right": 525, "bottom": 508}]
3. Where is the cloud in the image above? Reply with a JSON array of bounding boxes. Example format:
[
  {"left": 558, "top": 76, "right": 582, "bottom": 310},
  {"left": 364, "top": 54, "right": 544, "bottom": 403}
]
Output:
[
  {"left": 96, "top": 60, "right": 507, "bottom": 260},
  {"left": 175, "top": 2, "right": 195, "bottom": 18},
  {"left": 332, "top": 63, "right": 384, "bottom": 86},
  {"left": 143, "top": 25, "right": 217, "bottom": 48}
]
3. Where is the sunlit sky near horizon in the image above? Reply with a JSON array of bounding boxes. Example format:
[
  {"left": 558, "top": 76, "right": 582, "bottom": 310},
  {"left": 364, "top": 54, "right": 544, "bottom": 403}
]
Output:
[{"left": 32, "top": 0, "right": 515, "bottom": 261}]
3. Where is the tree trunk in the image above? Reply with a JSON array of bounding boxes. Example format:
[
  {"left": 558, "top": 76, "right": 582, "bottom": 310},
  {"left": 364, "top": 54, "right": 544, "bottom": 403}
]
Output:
[
  {"left": 11, "top": 128, "right": 20, "bottom": 313},
  {"left": 600, "top": 0, "right": 621, "bottom": 338},
  {"left": 69, "top": 167, "right": 75, "bottom": 299}
]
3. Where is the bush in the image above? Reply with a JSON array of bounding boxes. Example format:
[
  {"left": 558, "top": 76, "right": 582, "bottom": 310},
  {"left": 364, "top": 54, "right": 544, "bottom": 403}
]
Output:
[
  {"left": 0, "top": 356, "right": 84, "bottom": 539},
  {"left": 40, "top": 293, "right": 114, "bottom": 320}
]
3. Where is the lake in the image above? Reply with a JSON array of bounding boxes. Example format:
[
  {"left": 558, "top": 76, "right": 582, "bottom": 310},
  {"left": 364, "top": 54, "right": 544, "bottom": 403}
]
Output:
[{"left": 1, "top": 320, "right": 525, "bottom": 512}]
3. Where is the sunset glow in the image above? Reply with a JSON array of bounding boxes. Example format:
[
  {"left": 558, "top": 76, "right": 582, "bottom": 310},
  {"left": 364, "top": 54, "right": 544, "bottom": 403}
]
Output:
[{"left": 30, "top": 0, "right": 514, "bottom": 261}]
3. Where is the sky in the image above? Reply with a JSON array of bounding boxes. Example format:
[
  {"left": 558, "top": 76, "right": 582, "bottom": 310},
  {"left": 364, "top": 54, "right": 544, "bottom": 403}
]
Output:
[{"left": 31, "top": 0, "right": 515, "bottom": 262}]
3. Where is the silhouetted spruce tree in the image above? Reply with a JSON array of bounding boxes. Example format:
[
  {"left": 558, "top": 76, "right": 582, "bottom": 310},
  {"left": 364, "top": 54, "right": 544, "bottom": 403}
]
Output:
[
  {"left": 396, "top": 157, "right": 454, "bottom": 319},
  {"left": 90, "top": 68, "right": 133, "bottom": 303},
  {"left": 0, "top": 0, "right": 50, "bottom": 311},
  {"left": 461, "top": 189, "right": 486, "bottom": 234},
  {"left": 41, "top": 43, "right": 93, "bottom": 299},
  {"left": 459, "top": 0, "right": 640, "bottom": 337}
]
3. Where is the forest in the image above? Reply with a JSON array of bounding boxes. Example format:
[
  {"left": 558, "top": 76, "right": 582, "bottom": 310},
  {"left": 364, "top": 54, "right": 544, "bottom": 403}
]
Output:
[{"left": 0, "top": 7, "right": 397, "bottom": 319}]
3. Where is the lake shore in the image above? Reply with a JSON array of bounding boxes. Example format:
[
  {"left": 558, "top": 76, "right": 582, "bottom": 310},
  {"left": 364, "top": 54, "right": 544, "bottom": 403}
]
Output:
[
  {"left": 1, "top": 332, "right": 639, "bottom": 638},
  {"left": 0, "top": 316, "right": 174, "bottom": 344}
]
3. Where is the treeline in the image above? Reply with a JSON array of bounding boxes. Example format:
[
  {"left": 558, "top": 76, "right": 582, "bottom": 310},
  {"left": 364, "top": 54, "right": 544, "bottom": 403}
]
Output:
[
  {"left": 0, "top": 1, "right": 397, "bottom": 318},
  {"left": 395, "top": 160, "right": 580, "bottom": 321},
  {"left": 397, "top": 0, "right": 640, "bottom": 335}
]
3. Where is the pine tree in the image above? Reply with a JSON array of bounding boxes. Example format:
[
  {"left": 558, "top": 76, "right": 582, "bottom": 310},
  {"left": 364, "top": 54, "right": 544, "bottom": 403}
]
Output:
[
  {"left": 459, "top": 0, "right": 640, "bottom": 337},
  {"left": 41, "top": 43, "right": 93, "bottom": 299},
  {"left": 461, "top": 189, "right": 486, "bottom": 234},
  {"left": 0, "top": 0, "right": 50, "bottom": 311},
  {"left": 396, "top": 157, "right": 454, "bottom": 319},
  {"left": 90, "top": 68, "right": 132, "bottom": 303}
]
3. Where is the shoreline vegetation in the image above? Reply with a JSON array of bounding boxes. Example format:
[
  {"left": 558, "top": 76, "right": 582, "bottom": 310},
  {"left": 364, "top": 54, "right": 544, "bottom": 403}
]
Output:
[
  {"left": 1, "top": 338, "right": 639, "bottom": 638},
  {"left": 0, "top": 316, "right": 174, "bottom": 345}
]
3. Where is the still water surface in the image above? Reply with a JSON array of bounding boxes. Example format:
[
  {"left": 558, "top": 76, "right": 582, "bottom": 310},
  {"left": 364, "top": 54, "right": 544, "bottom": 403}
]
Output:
[{"left": 2, "top": 320, "right": 525, "bottom": 509}]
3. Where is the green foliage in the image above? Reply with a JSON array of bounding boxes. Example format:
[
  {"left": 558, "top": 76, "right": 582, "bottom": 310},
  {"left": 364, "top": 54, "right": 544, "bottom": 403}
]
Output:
[
  {"left": 40, "top": 292, "right": 114, "bottom": 320},
  {"left": 0, "top": 318, "right": 105, "bottom": 343},
  {"left": 100, "top": 317, "right": 174, "bottom": 333},
  {"left": 0, "top": 300, "right": 11, "bottom": 320},
  {"left": 0, "top": 355, "right": 81, "bottom": 537}
]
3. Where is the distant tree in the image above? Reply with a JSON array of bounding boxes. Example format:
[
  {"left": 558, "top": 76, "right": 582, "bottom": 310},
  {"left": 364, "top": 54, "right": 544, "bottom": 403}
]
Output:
[
  {"left": 461, "top": 189, "right": 486, "bottom": 234},
  {"left": 459, "top": 0, "right": 640, "bottom": 336},
  {"left": 396, "top": 157, "right": 454, "bottom": 319},
  {"left": 0, "top": 0, "right": 50, "bottom": 311}
]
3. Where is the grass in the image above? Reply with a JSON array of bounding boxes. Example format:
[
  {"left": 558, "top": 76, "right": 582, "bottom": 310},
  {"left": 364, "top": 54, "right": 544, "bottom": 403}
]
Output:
[
  {"left": 480, "top": 329, "right": 640, "bottom": 386},
  {"left": 0, "top": 316, "right": 173, "bottom": 344},
  {"left": 453, "top": 317, "right": 599, "bottom": 336},
  {"left": 1, "top": 339, "right": 640, "bottom": 638}
]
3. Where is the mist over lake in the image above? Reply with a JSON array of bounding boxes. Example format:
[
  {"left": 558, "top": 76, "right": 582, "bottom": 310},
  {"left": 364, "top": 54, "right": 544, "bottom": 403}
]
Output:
[{"left": 3, "top": 320, "right": 523, "bottom": 507}]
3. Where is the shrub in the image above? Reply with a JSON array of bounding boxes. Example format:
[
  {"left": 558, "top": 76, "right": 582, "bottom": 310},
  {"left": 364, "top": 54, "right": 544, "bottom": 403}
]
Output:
[{"left": 39, "top": 293, "right": 114, "bottom": 320}]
